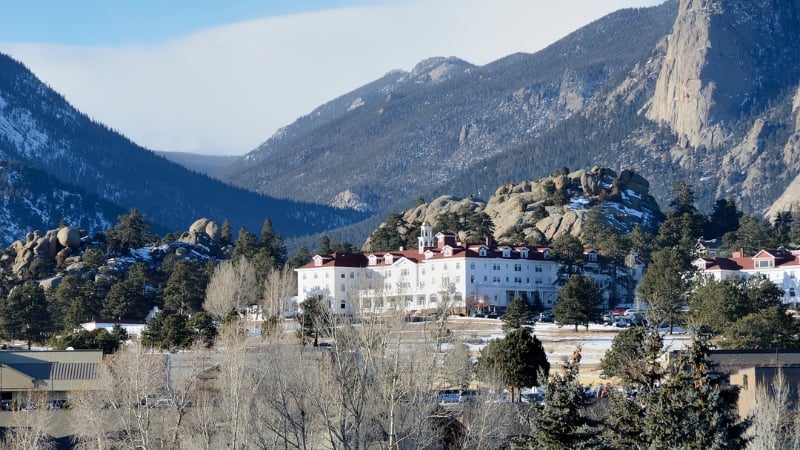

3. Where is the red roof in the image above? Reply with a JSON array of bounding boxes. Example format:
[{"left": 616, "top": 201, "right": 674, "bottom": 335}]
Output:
[
  {"left": 697, "top": 249, "right": 800, "bottom": 271},
  {"left": 297, "top": 243, "right": 553, "bottom": 269}
]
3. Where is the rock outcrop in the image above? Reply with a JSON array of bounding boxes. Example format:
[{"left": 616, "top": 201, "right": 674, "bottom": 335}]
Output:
[
  {"left": 10, "top": 226, "right": 84, "bottom": 275},
  {"left": 646, "top": 0, "right": 800, "bottom": 149},
  {"left": 367, "top": 167, "right": 663, "bottom": 249}
]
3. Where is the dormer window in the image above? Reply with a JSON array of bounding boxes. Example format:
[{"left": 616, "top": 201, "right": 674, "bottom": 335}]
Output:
[
  {"left": 520, "top": 248, "right": 529, "bottom": 258},
  {"left": 588, "top": 252, "right": 597, "bottom": 262},
  {"left": 479, "top": 247, "right": 487, "bottom": 257},
  {"left": 313, "top": 255, "right": 324, "bottom": 267},
  {"left": 755, "top": 259, "right": 773, "bottom": 269},
  {"left": 502, "top": 247, "right": 511, "bottom": 258},
  {"left": 443, "top": 246, "right": 453, "bottom": 257},
  {"left": 384, "top": 254, "right": 394, "bottom": 264},
  {"left": 368, "top": 255, "right": 377, "bottom": 266},
  {"left": 424, "top": 250, "right": 434, "bottom": 259}
]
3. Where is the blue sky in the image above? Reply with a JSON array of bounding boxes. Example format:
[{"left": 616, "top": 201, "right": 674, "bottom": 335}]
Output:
[
  {"left": 0, "top": 0, "right": 664, "bottom": 156},
  {"left": 1, "top": 0, "right": 370, "bottom": 45}
]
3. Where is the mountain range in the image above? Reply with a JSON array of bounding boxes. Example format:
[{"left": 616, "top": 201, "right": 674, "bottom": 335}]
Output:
[
  {"left": 220, "top": 0, "right": 800, "bottom": 236},
  {"left": 2, "top": 0, "right": 800, "bottom": 250},
  {"left": 0, "top": 56, "right": 366, "bottom": 245}
]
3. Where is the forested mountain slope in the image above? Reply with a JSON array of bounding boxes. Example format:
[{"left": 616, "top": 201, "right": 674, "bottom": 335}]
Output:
[
  {"left": 0, "top": 54, "right": 367, "bottom": 245},
  {"left": 225, "top": 0, "right": 800, "bottom": 235},
  {"left": 220, "top": 2, "right": 678, "bottom": 213}
]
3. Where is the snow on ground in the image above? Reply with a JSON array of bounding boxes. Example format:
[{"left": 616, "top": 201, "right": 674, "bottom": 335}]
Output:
[{"left": 445, "top": 317, "right": 693, "bottom": 384}]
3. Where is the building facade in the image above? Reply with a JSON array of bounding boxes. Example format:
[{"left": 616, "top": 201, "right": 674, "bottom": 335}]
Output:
[
  {"left": 297, "top": 224, "right": 644, "bottom": 315},
  {"left": 693, "top": 249, "right": 800, "bottom": 307}
]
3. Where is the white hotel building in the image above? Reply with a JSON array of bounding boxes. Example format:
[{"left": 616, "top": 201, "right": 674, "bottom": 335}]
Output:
[
  {"left": 694, "top": 249, "right": 800, "bottom": 306},
  {"left": 297, "top": 223, "right": 593, "bottom": 316}
]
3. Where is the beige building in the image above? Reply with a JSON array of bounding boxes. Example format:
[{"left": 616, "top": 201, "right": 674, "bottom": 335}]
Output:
[{"left": 0, "top": 350, "right": 103, "bottom": 408}]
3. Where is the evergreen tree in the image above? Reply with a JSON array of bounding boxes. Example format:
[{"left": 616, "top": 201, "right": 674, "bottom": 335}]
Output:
[
  {"left": 642, "top": 338, "right": 748, "bottom": 449},
  {"left": 465, "top": 211, "right": 495, "bottom": 242},
  {"left": 638, "top": 247, "right": 690, "bottom": 333},
  {"left": 435, "top": 211, "right": 462, "bottom": 235},
  {"left": 773, "top": 211, "right": 793, "bottom": 247},
  {"left": 288, "top": 246, "right": 312, "bottom": 268},
  {"left": 528, "top": 350, "right": 596, "bottom": 450},
  {"left": 318, "top": 235, "right": 333, "bottom": 254},
  {"left": 705, "top": 198, "right": 742, "bottom": 239},
  {"left": 369, "top": 213, "right": 410, "bottom": 252},
  {"left": 187, "top": 311, "right": 217, "bottom": 347},
  {"left": 297, "top": 295, "right": 329, "bottom": 346},
  {"left": 600, "top": 327, "right": 664, "bottom": 388},
  {"left": 479, "top": 327, "right": 549, "bottom": 402},
  {"left": 232, "top": 227, "right": 259, "bottom": 260},
  {"left": 259, "top": 217, "right": 287, "bottom": 267},
  {"left": 501, "top": 296, "right": 534, "bottom": 331},
  {"left": 106, "top": 208, "right": 152, "bottom": 254},
  {"left": 553, "top": 275, "right": 603, "bottom": 331},
  {"left": 161, "top": 260, "right": 208, "bottom": 314},
  {"left": 551, "top": 233, "right": 585, "bottom": 285},
  {"left": 49, "top": 274, "right": 83, "bottom": 331},
  {"left": 0, "top": 281, "right": 52, "bottom": 349},
  {"left": 690, "top": 274, "right": 783, "bottom": 335},
  {"left": 721, "top": 307, "right": 800, "bottom": 349},
  {"left": 141, "top": 312, "right": 193, "bottom": 350},
  {"left": 723, "top": 215, "right": 774, "bottom": 254},
  {"left": 629, "top": 225, "right": 656, "bottom": 264},
  {"left": 220, "top": 219, "right": 233, "bottom": 246}
]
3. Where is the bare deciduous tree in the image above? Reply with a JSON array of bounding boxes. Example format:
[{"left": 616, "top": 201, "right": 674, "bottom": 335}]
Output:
[
  {"left": 746, "top": 370, "right": 797, "bottom": 450},
  {"left": 203, "top": 256, "right": 258, "bottom": 320},
  {"left": 1, "top": 390, "right": 55, "bottom": 450},
  {"left": 71, "top": 343, "right": 169, "bottom": 449},
  {"left": 262, "top": 264, "right": 297, "bottom": 336}
]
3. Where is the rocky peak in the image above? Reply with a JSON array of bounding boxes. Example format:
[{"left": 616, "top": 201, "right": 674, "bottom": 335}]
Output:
[
  {"left": 646, "top": 0, "right": 800, "bottom": 148},
  {"left": 377, "top": 167, "right": 662, "bottom": 248}
]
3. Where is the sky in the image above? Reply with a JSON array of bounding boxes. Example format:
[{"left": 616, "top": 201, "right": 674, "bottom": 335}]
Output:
[{"left": 0, "top": 0, "right": 664, "bottom": 156}]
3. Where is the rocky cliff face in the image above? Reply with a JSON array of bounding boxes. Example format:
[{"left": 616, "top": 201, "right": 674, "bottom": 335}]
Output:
[
  {"left": 373, "top": 167, "right": 662, "bottom": 248},
  {"left": 646, "top": 0, "right": 800, "bottom": 149}
]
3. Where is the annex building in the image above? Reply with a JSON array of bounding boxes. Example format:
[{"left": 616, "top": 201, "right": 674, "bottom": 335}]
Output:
[
  {"left": 297, "top": 223, "right": 644, "bottom": 316},
  {"left": 693, "top": 248, "right": 800, "bottom": 307}
]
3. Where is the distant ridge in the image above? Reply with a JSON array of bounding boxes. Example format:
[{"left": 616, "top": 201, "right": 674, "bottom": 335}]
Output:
[{"left": 154, "top": 151, "right": 238, "bottom": 178}]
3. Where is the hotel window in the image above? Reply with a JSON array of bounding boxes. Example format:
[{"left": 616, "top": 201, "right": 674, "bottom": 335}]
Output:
[
  {"left": 514, "top": 264, "right": 522, "bottom": 272},
  {"left": 756, "top": 260, "right": 773, "bottom": 269}
]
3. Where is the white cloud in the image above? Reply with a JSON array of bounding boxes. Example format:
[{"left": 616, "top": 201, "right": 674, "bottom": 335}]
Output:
[{"left": 0, "top": 0, "right": 664, "bottom": 155}]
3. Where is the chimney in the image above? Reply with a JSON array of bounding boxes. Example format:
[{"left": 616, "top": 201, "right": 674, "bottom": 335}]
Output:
[{"left": 399, "top": 246, "right": 404, "bottom": 251}]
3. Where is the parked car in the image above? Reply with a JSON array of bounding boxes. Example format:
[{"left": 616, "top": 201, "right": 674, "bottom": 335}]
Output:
[{"left": 539, "top": 311, "right": 554, "bottom": 322}]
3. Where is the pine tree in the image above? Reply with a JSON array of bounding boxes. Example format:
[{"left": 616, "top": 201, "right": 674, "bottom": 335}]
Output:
[
  {"left": 553, "top": 275, "right": 603, "bottom": 331},
  {"left": 479, "top": 327, "right": 549, "bottom": 402},
  {"left": 220, "top": 219, "right": 233, "bottom": 246},
  {"left": 528, "top": 350, "right": 596, "bottom": 449},
  {"left": 642, "top": 338, "right": 748, "bottom": 449},
  {"left": 106, "top": 208, "right": 152, "bottom": 254},
  {"left": 501, "top": 296, "right": 534, "bottom": 331},
  {"left": 0, "top": 281, "right": 52, "bottom": 349}
]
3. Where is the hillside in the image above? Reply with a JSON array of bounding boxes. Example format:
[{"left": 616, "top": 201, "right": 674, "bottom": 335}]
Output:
[
  {"left": 0, "top": 161, "right": 124, "bottom": 244},
  {"left": 220, "top": 2, "right": 678, "bottom": 213},
  {"left": 153, "top": 151, "right": 238, "bottom": 178},
  {"left": 0, "top": 54, "right": 367, "bottom": 245},
  {"left": 223, "top": 0, "right": 800, "bottom": 240}
]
